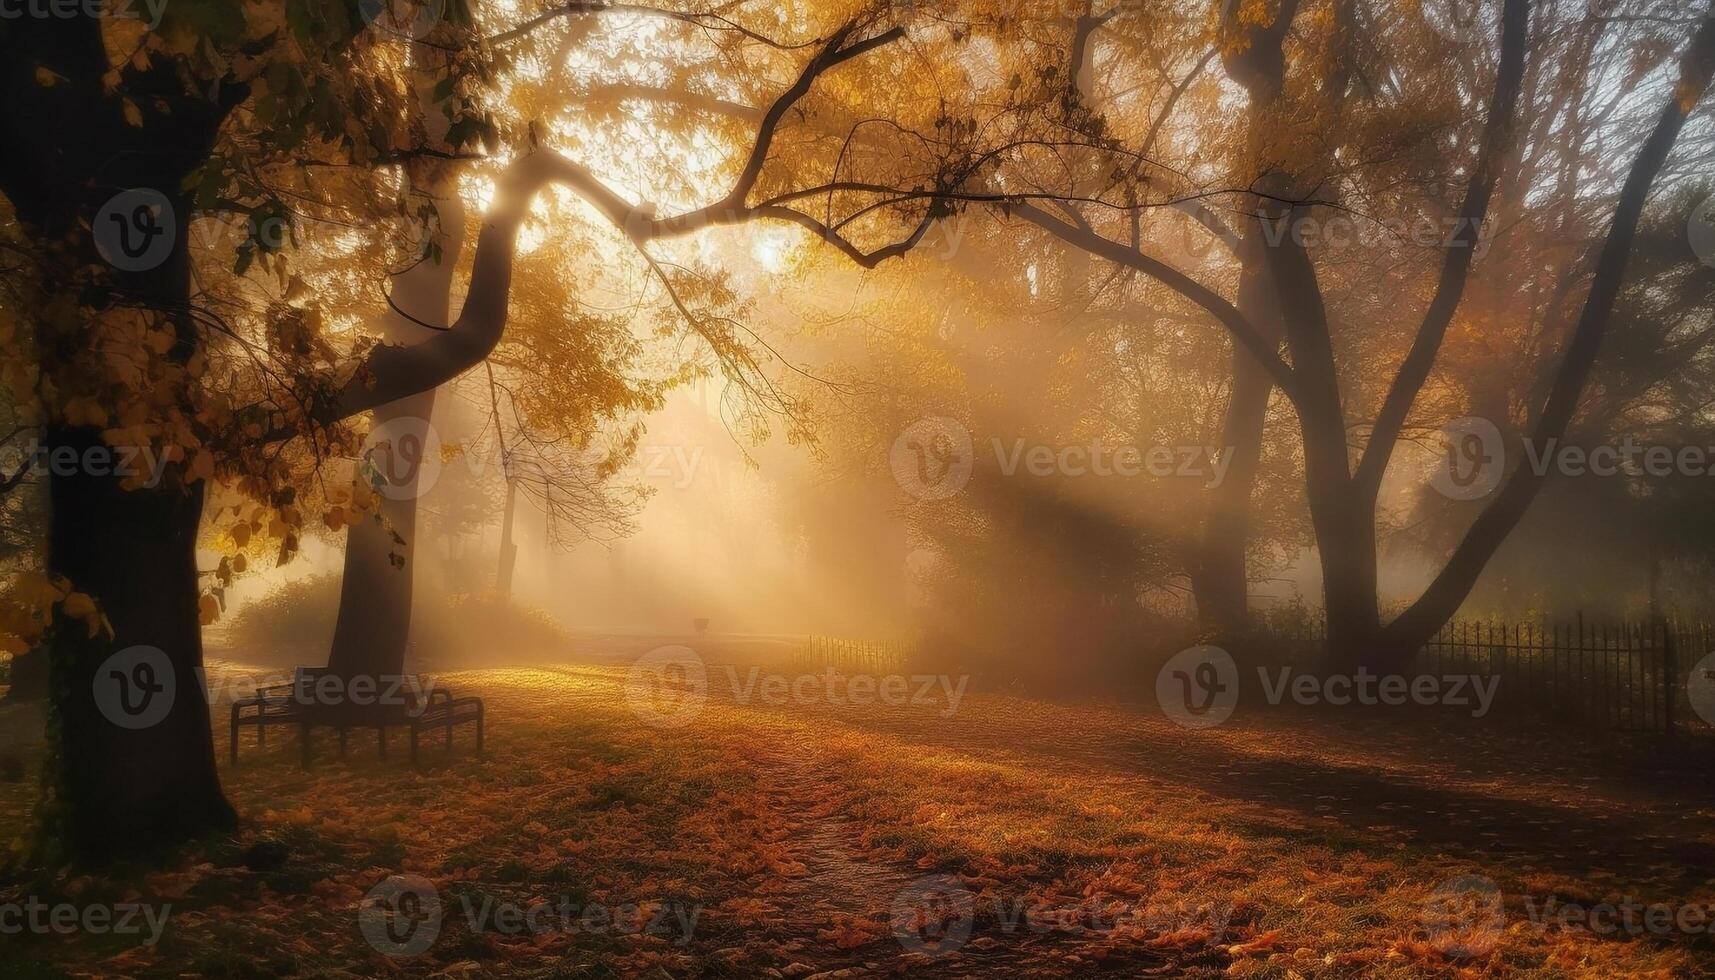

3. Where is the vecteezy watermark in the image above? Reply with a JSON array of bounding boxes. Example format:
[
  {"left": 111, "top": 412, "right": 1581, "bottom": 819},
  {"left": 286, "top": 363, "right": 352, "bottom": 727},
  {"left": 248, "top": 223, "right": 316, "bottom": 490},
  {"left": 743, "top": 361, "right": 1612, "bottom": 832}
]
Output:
[
  {"left": 1420, "top": 875, "right": 1505, "bottom": 958},
  {"left": 0, "top": 0, "right": 167, "bottom": 29},
  {"left": 93, "top": 645, "right": 175, "bottom": 729},
  {"left": 890, "top": 874, "right": 1232, "bottom": 958},
  {"left": 97, "top": 656, "right": 440, "bottom": 729},
  {"left": 623, "top": 646, "right": 969, "bottom": 728},
  {"left": 360, "top": 875, "right": 442, "bottom": 958},
  {"left": 1430, "top": 417, "right": 1715, "bottom": 500},
  {"left": 889, "top": 417, "right": 1232, "bottom": 500},
  {"left": 1691, "top": 196, "right": 1715, "bottom": 270},
  {"left": 459, "top": 895, "right": 701, "bottom": 946},
  {"left": 358, "top": 874, "right": 699, "bottom": 958},
  {"left": 1430, "top": 416, "right": 1505, "bottom": 500},
  {"left": 891, "top": 875, "right": 975, "bottom": 958},
  {"left": 1421, "top": 873, "right": 1715, "bottom": 958},
  {"left": 624, "top": 645, "right": 708, "bottom": 728},
  {"left": 355, "top": 415, "right": 709, "bottom": 501},
  {"left": 0, "top": 898, "right": 171, "bottom": 945},
  {"left": 0, "top": 439, "right": 172, "bottom": 489},
  {"left": 1154, "top": 646, "right": 1499, "bottom": 729},
  {"left": 360, "top": 0, "right": 444, "bottom": 37},
  {"left": 1156, "top": 645, "right": 1240, "bottom": 729},
  {"left": 993, "top": 439, "right": 1231, "bottom": 487},
  {"left": 891, "top": 417, "right": 975, "bottom": 501},
  {"left": 1420, "top": 0, "right": 1489, "bottom": 45},
  {"left": 1260, "top": 212, "right": 1497, "bottom": 256},
  {"left": 1521, "top": 894, "right": 1715, "bottom": 936},
  {"left": 361, "top": 415, "right": 444, "bottom": 501},
  {"left": 1687, "top": 652, "right": 1715, "bottom": 726},
  {"left": 94, "top": 189, "right": 176, "bottom": 273}
]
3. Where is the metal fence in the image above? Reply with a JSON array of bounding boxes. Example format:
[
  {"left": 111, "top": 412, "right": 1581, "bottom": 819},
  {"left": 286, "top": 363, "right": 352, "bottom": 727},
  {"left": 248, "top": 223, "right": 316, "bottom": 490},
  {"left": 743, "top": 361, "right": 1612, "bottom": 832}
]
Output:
[
  {"left": 790, "top": 636, "right": 910, "bottom": 672},
  {"left": 1415, "top": 616, "right": 1708, "bottom": 734}
]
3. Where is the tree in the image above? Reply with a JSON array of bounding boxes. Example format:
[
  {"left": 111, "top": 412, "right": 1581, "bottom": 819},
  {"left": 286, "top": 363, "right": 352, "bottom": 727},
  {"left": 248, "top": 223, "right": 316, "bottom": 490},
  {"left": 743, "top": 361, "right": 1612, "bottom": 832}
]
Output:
[
  {"left": 0, "top": 0, "right": 1100, "bottom": 859},
  {"left": 997, "top": 0, "right": 1715, "bottom": 664}
]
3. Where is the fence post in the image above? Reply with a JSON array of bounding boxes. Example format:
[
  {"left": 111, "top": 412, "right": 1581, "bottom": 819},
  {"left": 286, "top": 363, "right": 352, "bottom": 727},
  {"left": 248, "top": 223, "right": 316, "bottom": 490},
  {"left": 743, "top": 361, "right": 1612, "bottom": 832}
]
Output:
[{"left": 1664, "top": 622, "right": 1679, "bottom": 738}]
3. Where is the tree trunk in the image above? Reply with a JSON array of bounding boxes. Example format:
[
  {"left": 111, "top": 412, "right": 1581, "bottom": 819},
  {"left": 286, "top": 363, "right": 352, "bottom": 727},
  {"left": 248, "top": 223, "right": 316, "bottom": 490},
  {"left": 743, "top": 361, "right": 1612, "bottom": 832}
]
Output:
[
  {"left": 325, "top": 187, "right": 463, "bottom": 688},
  {"left": 0, "top": 13, "right": 244, "bottom": 861},
  {"left": 44, "top": 429, "right": 234, "bottom": 861},
  {"left": 496, "top": 475, "right": 519, "bottom": 599},
  {"left": 1194, "top": 238, "right": 1284, "bottom": 637},
  {"left": 324, "top": 388, "right": 436, "bottom": 685},
  {"left": 1190, "top": 0, "right": 1298, "bottom": 638}
]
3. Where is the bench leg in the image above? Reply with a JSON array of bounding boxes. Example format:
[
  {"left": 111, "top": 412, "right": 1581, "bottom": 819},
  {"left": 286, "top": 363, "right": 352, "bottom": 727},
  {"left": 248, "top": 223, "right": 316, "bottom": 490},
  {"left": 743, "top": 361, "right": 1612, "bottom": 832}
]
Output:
[
  {"left": 410, "top": 723, "right": 419, "bottom": 767},
  {"left": 445, "top": 716, "right": 453, "bottom": 751},
  {"left": 229, "top": 707, "right": 240, "bottom": 766},
  {"left": 338, "top": 726, "right": 348, "bottom": 758},
  {"left": 378, "top": 725, "right": 387, "bottom": 760},
  {"left": 300, "top": 720, "right": 312, "bottom": 769},
  {"left": 258, "top": 720, "right": 266, "bottom": 748}
]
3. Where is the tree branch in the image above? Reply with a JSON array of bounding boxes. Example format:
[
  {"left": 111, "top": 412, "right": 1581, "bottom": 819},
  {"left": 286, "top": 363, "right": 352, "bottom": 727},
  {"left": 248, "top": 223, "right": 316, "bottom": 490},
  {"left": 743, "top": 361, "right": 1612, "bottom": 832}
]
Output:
[
  {"left": 1383, "top": 7, "right": 1715, "bottom": 651},
  {"left": 1005, "top": 201, "right": 1303, "bottom": 401},
  {"left": 1353, "top": 0, "right": 1529, "bottom": 496}
]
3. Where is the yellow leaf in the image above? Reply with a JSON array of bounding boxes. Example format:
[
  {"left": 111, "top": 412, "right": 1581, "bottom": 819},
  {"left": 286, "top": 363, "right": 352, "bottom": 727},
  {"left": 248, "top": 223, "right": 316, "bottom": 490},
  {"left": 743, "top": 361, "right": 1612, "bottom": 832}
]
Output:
[
  {"left": 230, "top": 522, "right": 250, "bottom": 547},
  {"left": 122, "top": 99, "right": 143, "bottom": 127},
  {"left": 33, "top": 66, "right": 57, "bottom": 87},
  {"left": 62, "top": 592, "right": 96, "bottom": 618}
]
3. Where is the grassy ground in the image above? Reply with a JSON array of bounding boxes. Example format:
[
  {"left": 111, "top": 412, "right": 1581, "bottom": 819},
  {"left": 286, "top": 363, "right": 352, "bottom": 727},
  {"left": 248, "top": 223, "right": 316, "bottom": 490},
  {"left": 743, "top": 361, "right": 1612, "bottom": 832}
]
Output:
[{"left": 2, "top": 658, "right": 1713, "bottom": 977}]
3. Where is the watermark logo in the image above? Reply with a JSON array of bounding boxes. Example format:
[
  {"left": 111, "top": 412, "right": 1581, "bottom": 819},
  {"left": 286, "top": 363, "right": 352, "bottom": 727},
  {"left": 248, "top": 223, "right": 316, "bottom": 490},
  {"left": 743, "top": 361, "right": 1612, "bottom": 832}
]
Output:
[
  {"left": 1430, "top": 416, "right": 1504, "bottom": 500},
  {"left": 0, "top": 898, "right": 171, "bottom": 945},
  {"left": 93, "top": 645, "right": 174, "bottom": 729},
  {"left": 459, "top": 895, "right": 700, "bottom": 945},
  {"left": 1156, "top": 645, "right": 1239, "bottom": 729},
  {"left": 891, "top": 875, "right": 975, "bottom": 958},
  {"left": 360, "top": 0, "right": 444, "bottom": 38},
  {"left": 1690, "top": 196, "right": 1715, "bottom": 270},
  {"left": 361, "top": 416, "right": 443, "bottom": 501},
  {"left": 1687, "top": 653, "right": 1715, "bottom": 726},
  {"left": 1157, "top": 648, "right": 1500, "bottom": 728},
  {"left": 0, "top": 439, "right": 170, "bottom": 488},
  {"left": 0, "top": 0, "right": 167, "bottom": 29},
  {"left": 359, "top": 874, "right": 442, "bottom": 958},
  {"left": 891, "top": 417, "right": 974, "bottom": 501},
  {"left": 889, "top": 874, "right": 1234, "bottom": 957},
  {"left": 995, "top": 439, "right": 1231, "bottom": 487},
  {"left": 94, "top": 189, "right": 175, "bottom": 272},
  {"left": 624, "top": 645, "right": 708, "bottom": 728},
  {"left": 1421, "top": 0, "right": 1487, "bottom": 44},
  {"left": 1431, "top": 422, "right": 1715, "bottom": 499},
  {"left": 1421, "top": 875, "right": 1504, "bottom": 958}
]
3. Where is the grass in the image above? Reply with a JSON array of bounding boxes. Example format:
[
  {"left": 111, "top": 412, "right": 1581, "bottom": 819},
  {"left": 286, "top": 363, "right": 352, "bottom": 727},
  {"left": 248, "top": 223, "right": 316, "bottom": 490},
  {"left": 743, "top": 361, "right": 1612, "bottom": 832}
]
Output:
[{"left": 0, "top": 662, "right": 1711, "bottom": 977}]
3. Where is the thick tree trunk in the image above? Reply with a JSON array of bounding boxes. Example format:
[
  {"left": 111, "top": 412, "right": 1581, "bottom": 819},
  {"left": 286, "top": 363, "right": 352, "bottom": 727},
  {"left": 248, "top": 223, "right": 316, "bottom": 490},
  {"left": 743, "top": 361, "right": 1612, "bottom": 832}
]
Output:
[
  {"left": 44, "top": 429, "right": 234, "bottom": 860},
  {"left": 326, "top": 187, "right": 463, "bottom": 689},
  {"left": 325, "top": 388, "right": 436, "bottom": 685},
  {"left": 0, "top": 14, "right": 244, "bottom": 861}
]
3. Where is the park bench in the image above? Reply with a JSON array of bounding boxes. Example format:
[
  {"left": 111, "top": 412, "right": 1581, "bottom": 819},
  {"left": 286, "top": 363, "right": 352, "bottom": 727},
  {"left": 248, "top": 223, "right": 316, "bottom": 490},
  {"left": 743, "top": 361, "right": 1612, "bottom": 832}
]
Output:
[{"left": 230, "top": 666, "right": 484, "bottom": 768}]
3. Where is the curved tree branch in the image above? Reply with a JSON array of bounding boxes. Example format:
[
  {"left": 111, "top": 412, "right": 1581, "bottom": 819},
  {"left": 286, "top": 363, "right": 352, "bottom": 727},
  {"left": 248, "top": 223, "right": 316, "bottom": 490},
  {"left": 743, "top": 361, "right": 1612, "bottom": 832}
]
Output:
[
  {"left": 1353, "top": 0, "right": 1530, "bottom": 496},
  {"left": 1005, "top": 201, "right": 1303, "bottom": 402},
  {"left": 1382, "top": 7, "right": 1715, "bottom": 652}
]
